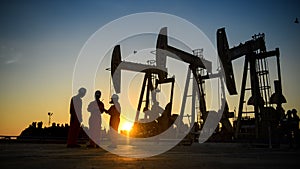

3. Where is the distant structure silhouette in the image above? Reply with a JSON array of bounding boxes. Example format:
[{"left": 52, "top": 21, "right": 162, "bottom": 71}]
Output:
[
  {"left": 87, "top": 90, "right": 104, "bottom": 148},
  {"left": 67, "top": 87, "right": 86, "bottom": 148},
  {"left": 19, "top": 121, "right": 71, "bottom": 141},
  {"left": 295, "top": 17, "right": 299, "bottom": 24},
  {"left": 105, "top": 94, "right": 121, "bottom": 148},
  {"left": 47, "top": 112, "right": 53, "bottom": 127}
]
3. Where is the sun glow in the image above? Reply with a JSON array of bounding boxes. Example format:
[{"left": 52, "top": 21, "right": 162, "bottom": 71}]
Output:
[{"left": 121, "top": 121, "right": 134, "bottom": 132}]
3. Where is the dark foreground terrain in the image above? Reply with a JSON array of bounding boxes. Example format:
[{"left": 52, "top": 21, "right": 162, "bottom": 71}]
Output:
[{"left": 0, "top": 142, "right": 299, "bottom": 169}]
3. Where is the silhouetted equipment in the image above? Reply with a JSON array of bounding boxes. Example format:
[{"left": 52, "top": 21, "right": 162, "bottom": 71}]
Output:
[
  {"left": 111, "top": 45, "right": 170, "bottom": 122},
  {"left": 110, "top": 26, "right": 293, "bottom": 144},
  {"left": 156, "top": 27, "right": 212, "bottom": 74},
  {"left": 111, "top": 45, "right": 167, "bottom": 94},
  {"left": 217, "top": 28, "right": 287, "bottom": 143},
  {"left": 156, "top": 27, "right": 212, "bottom": 123},
  {"left": 110, "top": 27, "right": 218, "bottom": 139},
  {"left": 217, "top": 29, "right": 237, "bottom": 95},
  {"left": 48, "top": 112, "right": 53, "bottom": 127},
  {"left": 156, "top": 27, "right": 234, "bottom": 141},
  {"left": 110, "top": 27, "right": 236, "bottom": 141},
  {"left": 269, "top": 80, "right": 286, "bottom": 104},
  {"left": 295, "top": 17, "right": 299, "bottom": 24},
  {"left": 111, "top": 45, "right": 121, "bottom": 93},
  {"left": 157, "top": 28, "right": 205, "bottom": 133},
  {"left": 111, "top": 44, "right": 177, "bottom": 138}
]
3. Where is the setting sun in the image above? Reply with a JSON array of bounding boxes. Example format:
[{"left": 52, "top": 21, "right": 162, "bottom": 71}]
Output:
[{"left": 121, "top": 121, "right": 134, "bottom": 132}]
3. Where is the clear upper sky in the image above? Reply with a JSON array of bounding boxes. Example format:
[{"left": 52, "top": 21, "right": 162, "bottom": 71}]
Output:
[{"left": 0, "top": 0, "right": 299, "bottom": 135}]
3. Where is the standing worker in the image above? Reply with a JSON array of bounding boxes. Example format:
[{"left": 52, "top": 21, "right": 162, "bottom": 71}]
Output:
[
  {"left": 105, "top": 94, "right": 121, "bottom": 148},
  {"left": 67, "top": 87, "right": 86, "bottom": 148},
  {"left": 286, "top": 110, "right": 294, "bottom": 148},
  {"left": 291, "top": 109, "right": 299, "bottom": 148},
  {"left": 87, "top": 90, "right": 105, "bottom": 148}
]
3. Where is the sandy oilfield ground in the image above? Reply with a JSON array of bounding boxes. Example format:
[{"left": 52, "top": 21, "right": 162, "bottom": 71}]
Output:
[{"left": 0, "top": 141, "right": 299, "bottom": 169}]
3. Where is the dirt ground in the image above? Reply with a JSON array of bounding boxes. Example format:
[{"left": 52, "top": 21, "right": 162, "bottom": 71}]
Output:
[{"left": 0, "top": 142, "right": 299, "bottom": 169}]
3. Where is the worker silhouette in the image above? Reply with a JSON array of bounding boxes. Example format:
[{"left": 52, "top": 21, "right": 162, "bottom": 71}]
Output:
[
  {"left": 67, "top": 87, "right": 86, "bottom": 148},
  {"left": 105, "top": 94, "right": 121, "bottom": 148},
  {"left": 291, "top": 109, "right": 299, "bottom": 148},
  {"left": 87, "top": 90, "right": 104, "bottom": 148},
  {"left": 285, "top": 110, "right": 294, "bottom": 148}
]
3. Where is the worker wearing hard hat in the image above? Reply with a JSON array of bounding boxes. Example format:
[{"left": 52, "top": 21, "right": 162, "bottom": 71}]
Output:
[{"left": 105, "top": 94, "right": 121, "bottom": 148}]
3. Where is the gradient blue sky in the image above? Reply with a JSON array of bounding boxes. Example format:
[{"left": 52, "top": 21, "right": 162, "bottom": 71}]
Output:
[{"left": 0, "top": 0, "right": 299, "bottom": 135}]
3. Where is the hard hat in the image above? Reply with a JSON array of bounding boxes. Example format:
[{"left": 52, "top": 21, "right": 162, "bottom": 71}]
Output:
[
  {"left": 109, "top": 94, "right": 119, "bottom": 104},
  {"left": 111, "top": 94, "right": 119, "bottom": 100}
]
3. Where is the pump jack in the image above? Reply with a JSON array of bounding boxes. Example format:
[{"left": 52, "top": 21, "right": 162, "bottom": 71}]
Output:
[
  {"left": 156, "top": 27, "right": 237, "bottom": 141},
  {"left": 110, "top": 27, "right": 216, "bottom": 139},
  {"left": 111, "top": 44, "right": 178, "bottom": 137},
  {"left": 156, "top": 27, "right": 212, "bottom": 125},
  {"left": 217, "top": 28, "right": 286, "bottom": 142}
]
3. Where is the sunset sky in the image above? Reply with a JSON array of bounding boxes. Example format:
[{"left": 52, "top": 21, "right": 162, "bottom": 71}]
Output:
[{"left": 0, "top": 0, "right": 300, "bottom": 136}]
